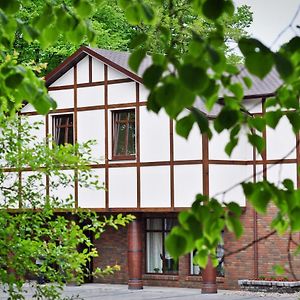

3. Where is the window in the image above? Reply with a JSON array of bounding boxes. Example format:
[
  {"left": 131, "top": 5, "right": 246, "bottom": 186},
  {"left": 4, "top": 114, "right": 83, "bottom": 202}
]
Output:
[
  {"left": 146, "top": 218, "right": 178, "bottom": 274},
  {"left": 52, "top": 114, "right": 74, "bottom": 145},
  {"left": 112, "top": 109, "right": 135, "bottom": 159},
  {"left": 190, "top": 236, "right": 224, "bottom": 277}
]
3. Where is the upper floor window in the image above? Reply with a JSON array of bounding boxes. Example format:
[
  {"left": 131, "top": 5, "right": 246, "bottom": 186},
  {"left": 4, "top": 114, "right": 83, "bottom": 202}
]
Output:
[
  {"left": 52, "top": 114, "right": 74, "bottom": 145},
  {"left": 112, "top": 109, "right": 135, "bottom": 160}
]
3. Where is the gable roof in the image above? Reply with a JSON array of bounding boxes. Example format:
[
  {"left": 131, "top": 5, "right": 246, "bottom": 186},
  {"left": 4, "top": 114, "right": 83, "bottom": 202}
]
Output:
[{"left": 45, "top": 46, "right": 282, "bottom": 98}]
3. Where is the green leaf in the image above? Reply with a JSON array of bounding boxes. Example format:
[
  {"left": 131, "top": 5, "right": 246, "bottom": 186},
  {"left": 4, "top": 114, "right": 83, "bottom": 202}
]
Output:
[
  {"left": 243, "top": 183, "right": 271, "bottom": 214},
  {"left": 176, "top": 114, "right": 195, "bottom": 139},
  {"left": 156, "top": 81, "right": 177, "bottom": 106},
  {"left": 229, "top": 83, "right": 244, "bottom": 101},
  {"left": 128, "top": 48, "right": 146, "bottom": 73},
  {"left": 140, "top": 3, "right": 155, "bottom": 25},
  {"left": 265, "top": 110, "right": 282, "bottom": 129},
  {"left": 202, "top": 0, "right": 225, "bottom": 20},
  {"left": 226, "top": 202, "right": 242, "bottom": 217},
  {"left": 5, "top": 73, "right": 24, "bottom": 88},
  {"left": 272, "top": 264, "right": 285, "bottom": 275},
  {"left": 239, "top": 38, "right": 274, "bottom": 79},
  {"left": 282, "top": 179, "right": 294, "bottom": 191},
  {"left": 179, "top": 64, "right": 208, "bottom": 92},
  {"left": 73, "top": 0, "right": 93, "bottom": 18},
  {"left": 193, "top": 249, "right": 209, "bottom": 268},
  {"left": 245, "top": 52, "right": 273, "bottom": 79},
  {"left": 214, "top": 108, "right": 240, "bottom": 133},
  {"left": 242, "top": 76, "right": 252, "bottom": 89},
  {"left": 125, "top": 4, "right": 141, "bottom": 25},
  {"left": 248, "top": 117, "right": 265, "bottom": 132},
  {"left": 286, "top": 111, "right": 300, "bottom": 133},
  {"left": 291, "top": 208, "right": 300, "bottom": 231},
  {"left": 129, "top": 33, "right": 148, "bottom": 49},
  {"left": 0, "top": 0, "right": 19, "bottom": 14},
  {"left": 143, "top": 65, "right": 164, "bottom": 89},
  {"left": 274, "top": 53, "right": 294, "bottom": 80},
  {"left": 165, "top": 232, "right": 187, "bottom": 259},
  {"left": 225, "top": 138, "right": 238, "bottom": 156},
  {"left": 225, "top": 215, "right": 243, "bottom": 238},
  {"left": 190, "top": 107, "right": 209, "bottom": 135},
  {"left": 247, "top": 133, "right": 265, "bottom": 153}
]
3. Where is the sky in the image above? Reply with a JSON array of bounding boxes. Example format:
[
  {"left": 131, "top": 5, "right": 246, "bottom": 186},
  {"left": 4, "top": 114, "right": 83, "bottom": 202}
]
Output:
[{"left": 234, "top": 0, "right": 300, "bottom": 50}]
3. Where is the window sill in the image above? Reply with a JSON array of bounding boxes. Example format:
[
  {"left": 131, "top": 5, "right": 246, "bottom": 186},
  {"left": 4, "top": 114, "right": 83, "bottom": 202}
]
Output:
[
  {"left": 143, "top": 274, "right": 179, "bottom": 281},
  {"left": 111, "top": 155, "right": 136, "bottom": 161}
]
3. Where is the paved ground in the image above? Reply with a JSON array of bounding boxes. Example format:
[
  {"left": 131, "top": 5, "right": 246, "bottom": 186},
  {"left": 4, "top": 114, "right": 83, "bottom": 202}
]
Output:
[{"left": 1, "top": 283, "right": 300, "bottom": 299}]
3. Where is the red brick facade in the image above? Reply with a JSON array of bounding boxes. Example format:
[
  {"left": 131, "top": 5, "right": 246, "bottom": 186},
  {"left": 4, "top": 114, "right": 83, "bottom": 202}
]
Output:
[{"left": 93, "top": 207, "right": 300, "bottom": 290}]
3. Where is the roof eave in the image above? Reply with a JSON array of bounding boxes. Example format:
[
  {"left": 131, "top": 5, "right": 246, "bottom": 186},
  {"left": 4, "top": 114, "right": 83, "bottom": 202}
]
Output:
[{"left": 45, "top": 46, "right": 143, "bottom": 87}]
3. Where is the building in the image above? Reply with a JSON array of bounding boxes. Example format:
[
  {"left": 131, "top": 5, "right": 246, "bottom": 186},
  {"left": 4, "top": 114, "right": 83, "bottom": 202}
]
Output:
[{"left": 20, "top": 46, "right": 300, "bottom": 291}]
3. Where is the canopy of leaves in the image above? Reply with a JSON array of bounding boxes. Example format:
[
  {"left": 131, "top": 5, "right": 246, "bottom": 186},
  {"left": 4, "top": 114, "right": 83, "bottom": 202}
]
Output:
[{"left": 0, "top": 117, "right": 134, "bottom": 299}]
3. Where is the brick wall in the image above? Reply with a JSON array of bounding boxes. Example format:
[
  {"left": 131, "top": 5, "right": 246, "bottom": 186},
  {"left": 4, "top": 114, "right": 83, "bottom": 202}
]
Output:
[{"left": 92, "top": 210, "right": 300, "bottom": 290}]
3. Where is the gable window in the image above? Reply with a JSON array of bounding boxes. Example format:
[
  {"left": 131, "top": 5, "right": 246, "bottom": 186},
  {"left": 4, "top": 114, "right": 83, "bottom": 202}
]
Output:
[
  {"left": 52, "top": 114, "right": 74, "bottom": 145},
  {"left": 112, "top": 109, "right": 135, "bottom": 160},
  {"left": 146, "top": 218, "right": 178, "bottom": 274}
]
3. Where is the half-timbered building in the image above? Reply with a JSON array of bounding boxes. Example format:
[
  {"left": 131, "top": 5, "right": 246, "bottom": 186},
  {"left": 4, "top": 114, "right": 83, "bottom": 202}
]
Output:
[{"left": 20, "top": 46, "right": 300, "bottom": 291}]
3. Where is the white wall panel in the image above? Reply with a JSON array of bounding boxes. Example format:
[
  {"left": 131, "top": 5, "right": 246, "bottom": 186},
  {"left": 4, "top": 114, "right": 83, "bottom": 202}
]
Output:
[
  {"left": 243, "top": 98, "right": 262, "bottom": 114},
  {"left": 22, "top": 115, "right": 45, "bottom": 144},
  {"left": 209, "top": 127, "right": 252, "bottom": 160},
  {"left": 174, "top": 125, "right": 202, "bottom": 160},
  {"left": 22, "top": 171, "right": 46, "bottom": 208},
  {"left": 141, "top": 166, "right": 170, "bottom": 207},
  {"left": 0, "top": 172, "right": 19, "bottom": 208},
  {"left": 140, "top": 85, "right": 150, "bottom": 101},
  {"left": 49, "top": 90, "right": 74, "bottom": 109},
  {"left": 77, "top": 56, "right": 89, "bottom": 84},
  {"left": 92, "top": 57, "right": 104, "bottom": 82},
  {"left": 50, "top": 170, "right": 75, "bottom": 207},
  {"left": 108, "top": 82, "right": 136, "bottom": 104},
  {"left": 140, "top": 108, "right": 170, "bottom": 162},
  {"left": 209, "top": 165, "right": 253, "bottom": 206},
  {"left": 21, "top": 103, "right": 35, "bottom": 113},
  {"left": 50, "top": 67, "right": 74, "bottom": 87},
  {"left": 78, "top": 168, "right": 105, "bottom": 208},
  {"left": 267, "top": 116, "right": 296, "bottom": 159},
  {"left": 109, "top": 167, "right": 137, "bottom": 208},
  {"left": 174, "top": 165, "right": 202, "bottom": 207},
  {"left": 108, "top": 66, "right": 128, "bottom": 80},
  {"left": 77, "top": 110, "right": 105, "bottom": 162},
  {"left": 267, "top": 163, "right": 297, "bottom": 188},
  {"left": 77, "top": 86, "right": 104, "bottom": 107}
]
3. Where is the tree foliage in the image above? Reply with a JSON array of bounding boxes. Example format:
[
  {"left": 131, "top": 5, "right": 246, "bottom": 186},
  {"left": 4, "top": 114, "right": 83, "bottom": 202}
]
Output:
[{"left": 0, "top": 118, "right": 134, "bottom": 299}]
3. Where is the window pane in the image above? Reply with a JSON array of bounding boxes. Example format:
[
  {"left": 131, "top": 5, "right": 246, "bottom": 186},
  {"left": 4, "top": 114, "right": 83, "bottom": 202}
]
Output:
[
  {"left": 119, "top": 112, "right": 128, "bottom": 120},
  {"left": 146, "top": 232, "right": 163, "bottom": 273},
  {"left": 115, "top": 123, "right": 127, "bottom": 155},
  {"left": 146, "top": 218, "right": 162, "bottom": 230},
  {"left": 127, "top": 123, "right": 135, "bottom": 155},
  {"left": 129, "top": 111, "right": 135, "bottom": 121},
  {"left": 67, "top": 127, "right": 74, "bottom": 145},
  {"left": 190, "top": 251, "right": 201, "bottom": 275},
  {"left": 57, "top": 130, "right": 66, "bottom": 145},
  {"left": 164, "top": 218, "right": 178, "bottom": 231}
]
